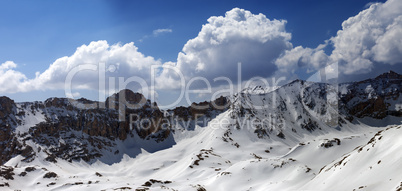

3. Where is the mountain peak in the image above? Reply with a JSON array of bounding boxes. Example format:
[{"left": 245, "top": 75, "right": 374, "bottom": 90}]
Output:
[
  {"left": 108, "top": 89, "right": 145, "bottom": 102},
  {"left": 289, "top": 79, "right": 308, "bottom": 84},
  {"left": 241, "top": 85, "right": 280, "bottom": 95},
  {"left": 375, "top": 70, "right": 402, "bottom": 80},
  {"left": 105, "top": 89, "right": 150, "bottom": 109}
]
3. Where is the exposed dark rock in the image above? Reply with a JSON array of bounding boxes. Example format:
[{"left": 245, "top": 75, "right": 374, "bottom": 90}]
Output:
[
  {"left": 0, "top": 166, "right": 14, "bottom": 180},
  {"left": 169, "top": 96, "right": 230, "bottom": 121},
  {"left": 321, "top": 138, "right": 341, "bottom": 148},
  {"left": 43, "top": 172, "right": 58, "bottom": 178},
  {"left": 25, "top": 167, "right": 36, "bottom": 172}
]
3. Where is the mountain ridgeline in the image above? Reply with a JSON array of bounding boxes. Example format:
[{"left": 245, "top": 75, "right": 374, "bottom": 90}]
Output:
[{"left": 0, "top": 71, "right": 401, "bottom": 165}]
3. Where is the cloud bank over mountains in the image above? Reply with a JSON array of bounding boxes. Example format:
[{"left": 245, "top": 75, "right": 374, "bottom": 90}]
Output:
[
  {"left": 277, "top": 0, "right": 402, "bottom": 77},
  {"left": 0, "top": 0, "right": 401, "bottom": 97},
  {"left": 0, "top": 42, "right": 162, "bottom": 95}
]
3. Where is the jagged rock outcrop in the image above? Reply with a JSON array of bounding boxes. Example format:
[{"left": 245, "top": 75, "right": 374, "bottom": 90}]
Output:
[
  {"left": 169, "top": 96, "right": 231, "bottom": 121},
  {"left": 340, "top": 70, "right": 402, "bottom": 119},
  {"left": 0, "top": 96, "right": 15, "bottom": 118}
]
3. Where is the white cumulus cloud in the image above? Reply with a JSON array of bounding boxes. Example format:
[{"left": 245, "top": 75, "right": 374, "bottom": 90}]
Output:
[
  {"left": 0, "top": 61, "right": 29, "bottom": 93},
  {"left": 157, "top": 8, "right": 292, "bottom": 89},
  {"left": 330, "top": 0, "right": 402, "bottom": 74},
  {"left": 277, "top": 0, "right": 402, "bottom": 78},
  {"left": 275, "top": 44, "right": 329, "bottom": 74},
  {"left": 0, "top": 41, "right": 162, "bottom": 98}
]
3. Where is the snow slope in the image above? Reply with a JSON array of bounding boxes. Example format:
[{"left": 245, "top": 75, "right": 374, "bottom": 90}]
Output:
[
  {"left": 0, "top": 72, "right": 401, "bottom": 190},
  {"left": 1, "top": 110, "right": 401, "bottom": 191}
]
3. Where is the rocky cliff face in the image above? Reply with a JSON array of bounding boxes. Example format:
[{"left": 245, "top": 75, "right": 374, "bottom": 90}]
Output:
[
  {"left": 0, "top": 97, "right": 30, "bottom": 165},
  {"left": 0, "top": 89, "right": 171, "bottom": 164},
  {"left": 340, "top": 71, "right": 402, "bottom": 119}
]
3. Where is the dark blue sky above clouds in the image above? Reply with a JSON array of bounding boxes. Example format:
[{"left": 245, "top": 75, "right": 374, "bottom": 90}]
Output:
[{"left": 0, "top": 0, "right": 400, "bottom": 107}]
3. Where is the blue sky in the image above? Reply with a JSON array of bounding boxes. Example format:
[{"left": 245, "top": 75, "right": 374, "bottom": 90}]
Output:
[
  {"left": 1, "top": 0, "right": 401, "bottom": 108},
  {"left": 0, "top": 0, "right": 380, "bottom": 73}
]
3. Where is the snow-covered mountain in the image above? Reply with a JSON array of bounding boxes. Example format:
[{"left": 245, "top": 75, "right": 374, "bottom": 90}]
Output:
[{"left": 0, "top": 71, "right": 401, "bottom": 190}]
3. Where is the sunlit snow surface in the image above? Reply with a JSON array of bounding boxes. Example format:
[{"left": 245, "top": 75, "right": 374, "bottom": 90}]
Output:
[
  {"left": 3, "top": 108, "right": 402, "bottom": 191},
  {"left": 1, "top": 78, "right": 401, "bottom": 191}
]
